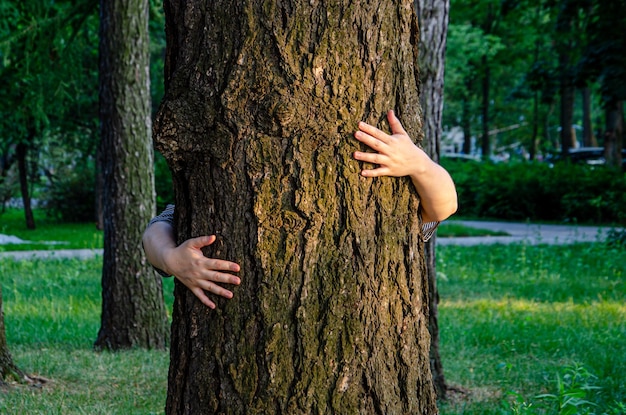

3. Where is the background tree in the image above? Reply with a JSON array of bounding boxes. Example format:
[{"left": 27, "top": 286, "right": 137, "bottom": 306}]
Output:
[
  {"left": 155, "top": 0, "right": 438, "bottom": 413},
  {"left": 94, "top": 0, "right": 168, "bottom": 350},
  {"left": 415, "top": 0, "right": 450, "bottom": 401},
  {"left": 0, "top": 0, "right": 100, "bottom": 227},
  {"left": 578, "top": 0, "right": 626, "bottom": 168}
]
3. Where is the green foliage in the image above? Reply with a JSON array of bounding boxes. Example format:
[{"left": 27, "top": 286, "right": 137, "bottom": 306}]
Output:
[
  {"left": 154, "top": 151, "right": 174, "bottom": 211},
  {"left": 442, "top": 159, "right": 626, "bottom": 224},
  {"left": 43, "top": 164, "right": 96, "bottom": 223},
  {"left": 502, "top": 365, "right": 626, "bottom": 415}
]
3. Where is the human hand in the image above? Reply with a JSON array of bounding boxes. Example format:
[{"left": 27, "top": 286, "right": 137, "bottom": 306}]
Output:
[
  {"left": 353, "top": 110, "right": 427, "bottom": 178},
  {"left": 163, "top": 235, "right": 241, "bottom": 309}
]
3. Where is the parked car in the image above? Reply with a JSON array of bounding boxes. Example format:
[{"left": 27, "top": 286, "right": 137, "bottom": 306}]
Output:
[{"left": 547, "top": 147, "right": 626, "bottom": 170}]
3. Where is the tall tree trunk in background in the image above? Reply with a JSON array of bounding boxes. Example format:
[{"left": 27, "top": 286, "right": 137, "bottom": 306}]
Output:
[
  {"left": 462, "top": 92, "right": 472, "bottom": 154},
  {"left": 481, "top": 57, "right": 491, "bottom": 158},
  {"left": 155, "top": 1, "right": 438, "bottom": 413},
  {"left": 95, "top": 0, "right": 169, "bottom": 350},
  {"left": 415, "top": 0, "right": 450, "bottom": 401},
  {"left": 95, "top": 146, "right": 104, "bottom": 230},
  {"left": 557, "top": 8, "right": 575, "bottom": 156},
  {"left": 16, "top": 141, "right": 35, "bottom": 230},
  {"left": 529, "top": 91, "right": 539, "bottom": 160},
  {"left": 581, "top": 87, "right": 596, "bottom": 147},
  {"left": 604, "top": 101, "right": 624, "bottom": 169},
  {"left": 559, "top": 61, "right": 575, "bottom": 154}
]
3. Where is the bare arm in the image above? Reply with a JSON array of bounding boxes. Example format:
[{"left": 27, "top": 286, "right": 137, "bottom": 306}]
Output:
[
  {"left": 142, "top": 220, "right": 241, "bottom": 309},
  {"left": 353, "top": 110, "right": 458, "bottom": 224}
]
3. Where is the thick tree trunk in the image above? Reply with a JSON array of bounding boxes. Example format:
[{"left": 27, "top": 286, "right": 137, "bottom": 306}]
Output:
[
  {"left": 16, "top": 142, "right": 35, "bottom": 230},
  {"left": 415, "top": 0, "right": 449, "bottom": 401},
  {"left": 95, "top": 0, "right": 169, "bottom": 350},
  {"left": 155, "top": 1, "right": 437, "bottom": 414}
]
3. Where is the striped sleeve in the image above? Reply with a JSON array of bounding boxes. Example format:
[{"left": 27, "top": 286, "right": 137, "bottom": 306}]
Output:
[
  {"left": 421, "top": 220, "right": 440, "bottom": 242},
  {"left": 148, "top": 204, "right": 175, "bottom": 227}
]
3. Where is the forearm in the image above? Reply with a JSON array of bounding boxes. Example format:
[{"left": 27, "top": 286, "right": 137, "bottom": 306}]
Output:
[
  {"left": 142, "top": 221, "right": 177, "bottom": 276},
  {"left": 409, "top": 153, "right": 458, "bottom": 223}
]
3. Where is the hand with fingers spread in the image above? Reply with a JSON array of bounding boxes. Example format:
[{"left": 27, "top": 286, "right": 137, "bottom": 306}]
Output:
[
  {"left": 353, "top": 110, "right": 458, "bottom": 224},
  {"left": 142, "top": 218, "right": 241, "bottom": 309}
]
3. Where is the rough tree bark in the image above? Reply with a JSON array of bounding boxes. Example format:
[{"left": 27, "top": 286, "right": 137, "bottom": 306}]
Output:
[
  {"left": 155, "top": 0, "right": 438, "bottom": 414},
  {"left": 94, "top": 0, "right": 169, "bottom": 350},
  {"left": 415, "top": 0, "right": 450, "bottom": 401}
]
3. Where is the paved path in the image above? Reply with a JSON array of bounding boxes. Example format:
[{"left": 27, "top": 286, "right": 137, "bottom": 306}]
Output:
[
  {"left": 0, "top": 221, "right": 621, "bottom": 260},
  {"left": 437, "top": 220, "right": 617, "bottom": 246},
  {"left": 0, "top": 248, "right": 103, "bottom": 261}
]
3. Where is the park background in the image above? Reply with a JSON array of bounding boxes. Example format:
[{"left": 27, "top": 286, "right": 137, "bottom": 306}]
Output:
[{"left": 1, "top": 0, "right": 625, "bottom": 414}]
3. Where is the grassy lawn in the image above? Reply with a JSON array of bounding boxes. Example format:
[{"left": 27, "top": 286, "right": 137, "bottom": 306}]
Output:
[
  {"left": 0, "top": 214, "right": 624, "bottom": 413},
  {"left": 0, "top": 209, "right": 103, "bottom": 252}
]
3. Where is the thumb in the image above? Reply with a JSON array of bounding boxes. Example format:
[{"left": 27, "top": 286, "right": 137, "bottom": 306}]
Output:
[
  {"left": 387, "top": 110, "right": 408, "bottom": 136},
  {"left": 186, "top": 235, "right": 217, "bottom": 250}
]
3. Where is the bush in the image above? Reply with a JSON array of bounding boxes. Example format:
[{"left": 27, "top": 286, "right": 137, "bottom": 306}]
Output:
[
  {"left": 43, "top": 164, "right": 96, "bottom": 223},
  {"left": 441, "top": 158, "right": 626, "bottom": 225}
]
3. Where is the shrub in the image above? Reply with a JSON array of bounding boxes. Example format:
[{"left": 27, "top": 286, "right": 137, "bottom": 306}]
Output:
[
  {"left": 441, "top": 159, "right": 626, "bottom": 225},
  {"left": 43, "top": 164, "right": 96, "bottom": 223}
]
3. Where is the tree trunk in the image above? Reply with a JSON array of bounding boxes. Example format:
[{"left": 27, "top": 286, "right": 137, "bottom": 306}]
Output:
[
  {"left": 155, "top": 1, "right": 438, "bottom": 414},
  {"left": 604, "top": 100, "right": 624, "bottom": 169},
  {"left": 95, "top": 144, "right": 104, "bottom": 231},
  {"left": 581, "top": 87, "right": 596, "bottom": 147},
  {"left": 0, "top": 286, "right": 31, "bottom": 385},
  {"left": 415, "top": 0, "right": 449, "bottom": 401},
  {"left": 16, "top": 141, "right": 35, "bottom": 230},
  {"left": 462, "top": 93, "right": 472, "bottom": 155},
  {"left": 95, "top": 0, "right": 169, "bottom": 350},
  {"left": 529, "top": 91, "right": 539, "bottom": 161},
  {"left": 481, "top": 57, "right": 491, "bottom": 158}
]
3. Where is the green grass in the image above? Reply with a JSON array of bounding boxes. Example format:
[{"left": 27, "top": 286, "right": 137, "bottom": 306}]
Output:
[
  {"left": 437, "top": 221, "right": 510, "bottom": 238},
  {"left": 0, "top": 257, "right": 175, "bottom": 414},
  {"left": 436, "top": 243, "right": 626, "bottom": 414},
  {"left": 0, "top": 209, "right": 103, "bottom": 252},
  {"left": 0, "top": 243, "right": 624, "bottom": 414}
]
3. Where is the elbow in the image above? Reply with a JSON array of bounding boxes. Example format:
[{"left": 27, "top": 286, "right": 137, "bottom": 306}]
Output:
[{"left": 427, "top": 195, "right": 458, "bottom": 223}]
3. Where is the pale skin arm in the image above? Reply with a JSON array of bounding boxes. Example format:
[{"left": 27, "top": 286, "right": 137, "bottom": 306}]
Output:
[
  {"left": 142, "top": 221, "right": 241, "bottom": 309},
  {"left": 353, "top": 110, "right": 458, "bottom": 223}
]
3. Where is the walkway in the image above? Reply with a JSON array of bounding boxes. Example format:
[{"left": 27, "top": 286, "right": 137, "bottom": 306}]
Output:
[{"left": 436, "top": 220, "right": 616, "bottom": 246}]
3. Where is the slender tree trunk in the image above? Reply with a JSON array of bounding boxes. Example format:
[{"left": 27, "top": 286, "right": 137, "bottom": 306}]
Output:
[
  {"left": 16, "top": 142, "right": 35, "bottom": 230},
  {"left": 581, "top": 87, "right": 596, "bottom": 147},
  {"left": 529, "top": 91, "right": 539, "bottom": 161},
  {"left": 156, "top": 1, "right": 438, "bottom": 413},
  {"left": 481, "top": 57, "right": 490, "bottom": 158},
  {"left": 604, "top": 101, "right": 624, "bottom": 169},
  {"left": 95, "top": 0, "right": 169, "bottom": 350},
  {"left": 415, "top": 0, "right": 449, "bottom": 401},
  {"left": 95, "top": 144, "right": 104, "bottom": 231},
  {"left": 462, "top": 93, "right": 472, "bottom": 155}
]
